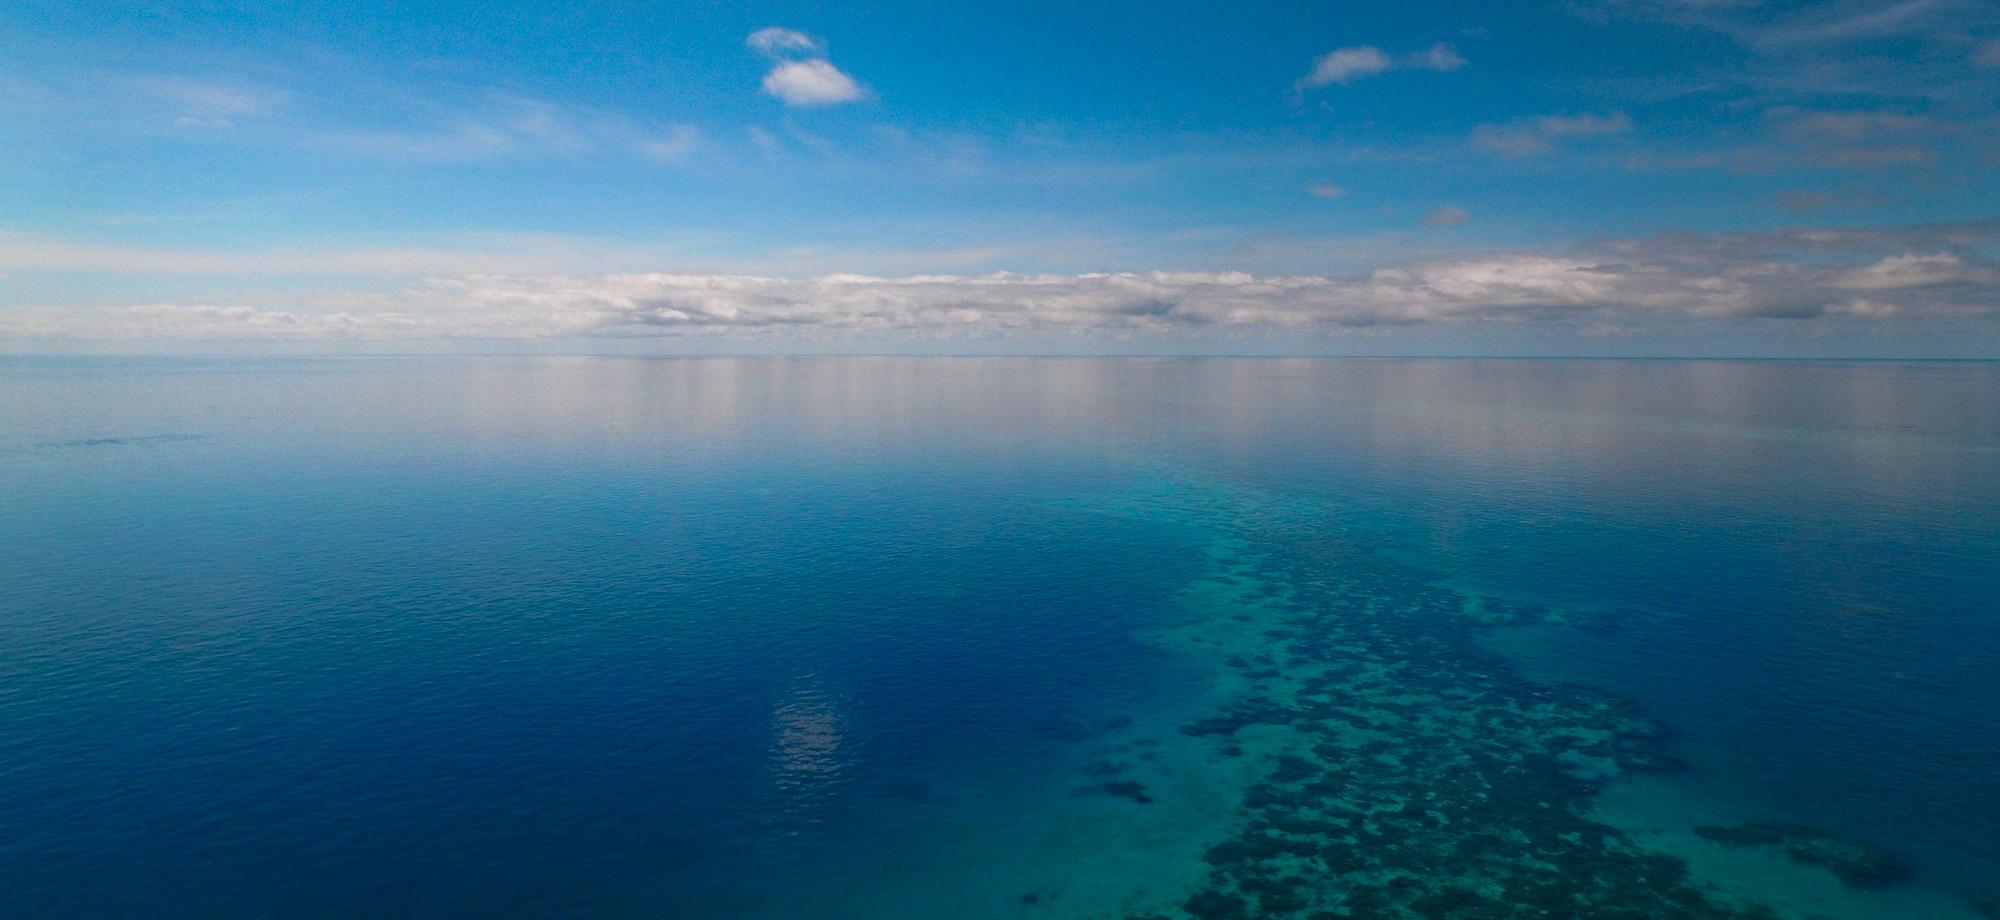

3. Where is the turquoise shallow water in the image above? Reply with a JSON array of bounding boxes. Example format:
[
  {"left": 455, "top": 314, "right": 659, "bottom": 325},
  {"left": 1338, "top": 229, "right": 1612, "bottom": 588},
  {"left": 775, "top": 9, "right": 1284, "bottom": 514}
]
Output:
[{"left": 0, "top": 357, "right": 1995, "bottom": 918}]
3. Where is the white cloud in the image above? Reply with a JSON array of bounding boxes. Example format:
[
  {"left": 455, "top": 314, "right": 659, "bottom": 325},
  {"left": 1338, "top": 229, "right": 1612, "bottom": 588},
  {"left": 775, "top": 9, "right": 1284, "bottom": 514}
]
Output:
[
  {"left": 749, "top": 27, "right": 866, "bottom": 106},
  {"left": 1296, "top": 47, "right": 1393, "bottom": 88},
  {"left": 1295, "top": 42, "right": 1465, "bottom": 89},
  {"left": 762, "top": 60, "right": 866, "bottom": 107},
  {"left": 1414, "top": 42, "right": 1469, "bottom": 72},
  {"left": 1308, "top": 183, "right": 1348, "bottom": 199}
]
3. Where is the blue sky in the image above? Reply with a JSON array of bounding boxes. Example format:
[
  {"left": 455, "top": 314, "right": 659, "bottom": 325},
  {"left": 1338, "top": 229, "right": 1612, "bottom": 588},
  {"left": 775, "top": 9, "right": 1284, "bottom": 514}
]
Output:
[{"left": 3, "top": 0, "right": 1998, "bottom": 355}]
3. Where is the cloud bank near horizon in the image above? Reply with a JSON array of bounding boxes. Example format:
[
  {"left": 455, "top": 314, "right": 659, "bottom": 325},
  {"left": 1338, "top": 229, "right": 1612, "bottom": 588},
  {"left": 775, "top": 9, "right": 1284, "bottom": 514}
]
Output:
[{"left": 5, "top": 220, "right": 1994, "bottom": 347}]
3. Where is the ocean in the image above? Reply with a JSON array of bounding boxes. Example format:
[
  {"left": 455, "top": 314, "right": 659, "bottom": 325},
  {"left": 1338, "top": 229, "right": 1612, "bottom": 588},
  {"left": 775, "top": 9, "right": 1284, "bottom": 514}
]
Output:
[{"left": 1, "top": 356, "right": 1995, "bottom": 918}]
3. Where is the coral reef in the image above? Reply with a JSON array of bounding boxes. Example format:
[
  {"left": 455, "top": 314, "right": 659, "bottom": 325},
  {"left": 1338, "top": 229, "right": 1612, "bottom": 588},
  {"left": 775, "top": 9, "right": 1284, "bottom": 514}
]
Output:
[
  {"left": 1119, "top": 494, "right": 1778, "bottom": 918},
  {"left": 1073, "top": 779, "right": 1155, "bottom": 805},
  {"left": 1692, "top": 823, "right": 1908, "bottom": 888}
]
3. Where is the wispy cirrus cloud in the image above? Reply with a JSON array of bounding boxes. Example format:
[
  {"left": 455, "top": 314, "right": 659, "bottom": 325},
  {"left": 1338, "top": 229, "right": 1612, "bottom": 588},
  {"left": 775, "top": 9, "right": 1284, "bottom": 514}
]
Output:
[
  {"left": 1424, "top": 206, "right": 1472, "bottom": 227},
  {"left": 1578, "top": 0, "right": 1962, "bottom": 47},
  {"left": 293, "top": 96, "right": 704, "bottom": 164},
  {"left": 1618, "top": 104, "right": 1973, "bottom": 175},
  {"left": 1724, "top": 107, "right": 1946, "bottom": 170},
  {"left": 1748, "top": 0, "right": 1951, "bottom": 48},
  {"left": 1574, "top": 0, "right": 2000, "bottom": 108},
  {"left": 23, "top": 67, "right": 705, "bottom": 165},
  {"left": 1771, "top": 187, "right": 1897, "bottom": 214},
  {"left": 125, "top": 75, "right": 290, "bottom": 128},
  {"left": 1473, "top": 111, "right": 1633, "bottom": 157},
  {"left": 1294, "top": 42, "right": 1465, "bottom": 90},
  {"left": 0, "top": 232, "right": 578, "bottom": 276},
  {"left": 747, "top": 27, "right": 824, "bottom": 56}
]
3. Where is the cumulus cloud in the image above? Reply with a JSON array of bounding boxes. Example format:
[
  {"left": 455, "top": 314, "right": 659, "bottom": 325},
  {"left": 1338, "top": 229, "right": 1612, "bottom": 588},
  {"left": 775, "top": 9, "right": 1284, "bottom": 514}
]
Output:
[
  {"left": 749, "top": 27, "right": 865, "bottom": 106},
  {"left": 11, "top": 221, "right": 1993, "bottom": 344},
  {"left": 1296, "top": 47, "right": 1393, "bottom": 87},
  {"left": 761, "top": 60, "right": 865, "bottom": 107},
  {"left": 1295, "top": 42, "right": 1465, "bottom": 89},
  {"left": 1473, "top": 111, "right": 1632, "bottom": 157}
]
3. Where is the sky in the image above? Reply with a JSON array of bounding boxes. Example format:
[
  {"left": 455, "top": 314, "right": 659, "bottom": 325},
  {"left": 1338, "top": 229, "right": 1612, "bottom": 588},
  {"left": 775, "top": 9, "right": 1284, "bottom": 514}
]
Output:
[{"left": 2, "top": 0, "right": 1998, "bottom": 356}]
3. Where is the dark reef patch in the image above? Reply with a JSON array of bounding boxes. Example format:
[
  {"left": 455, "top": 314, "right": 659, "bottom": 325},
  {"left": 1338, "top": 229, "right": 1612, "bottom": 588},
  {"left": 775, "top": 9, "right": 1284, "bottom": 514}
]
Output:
[
  {"left": 1693, "top": 822, "right": 1908, "bottom": 888},
  {"left": 1074, "top": 779, "right": 1155, "bottom": 805},
  {"left": 1081, "top": 759, "right": 1131, "bottom": 778}
]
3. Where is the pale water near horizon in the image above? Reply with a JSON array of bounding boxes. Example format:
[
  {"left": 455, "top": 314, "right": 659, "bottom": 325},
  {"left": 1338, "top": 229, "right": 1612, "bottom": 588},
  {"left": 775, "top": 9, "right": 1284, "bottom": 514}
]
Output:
[{"left": 2, "top": 357, "right": 1995, "bottom": 918}]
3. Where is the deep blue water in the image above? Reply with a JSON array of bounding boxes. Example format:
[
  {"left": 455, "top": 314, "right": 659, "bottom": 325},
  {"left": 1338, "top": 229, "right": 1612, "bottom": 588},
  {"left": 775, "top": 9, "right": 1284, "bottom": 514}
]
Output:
[{"left": 1, "top": 357, "right": 1995, "bottom": 918}]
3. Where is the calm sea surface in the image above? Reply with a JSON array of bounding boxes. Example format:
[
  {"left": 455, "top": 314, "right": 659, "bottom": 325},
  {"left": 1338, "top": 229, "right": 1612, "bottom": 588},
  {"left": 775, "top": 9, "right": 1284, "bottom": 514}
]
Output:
[{"left": 1, "top": 357, "right": 1995, "bottom": 918}]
